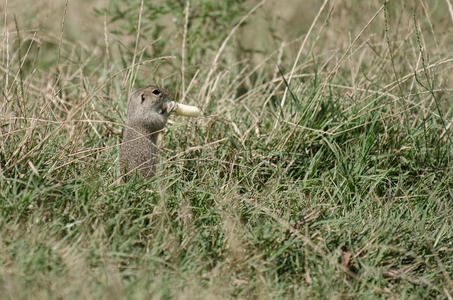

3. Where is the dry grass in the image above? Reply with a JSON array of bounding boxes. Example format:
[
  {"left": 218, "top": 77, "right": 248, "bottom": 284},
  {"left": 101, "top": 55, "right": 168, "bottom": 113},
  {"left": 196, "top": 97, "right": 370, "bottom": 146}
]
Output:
[{"left": 1, "top": 0, "right": 452, "bottom": 299}]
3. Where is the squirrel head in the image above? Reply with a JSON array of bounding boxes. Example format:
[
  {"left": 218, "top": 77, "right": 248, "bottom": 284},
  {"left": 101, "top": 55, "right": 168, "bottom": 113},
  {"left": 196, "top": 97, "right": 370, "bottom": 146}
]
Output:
[{"left": 125, "top": 85, "right": 177, "bottom": 133}]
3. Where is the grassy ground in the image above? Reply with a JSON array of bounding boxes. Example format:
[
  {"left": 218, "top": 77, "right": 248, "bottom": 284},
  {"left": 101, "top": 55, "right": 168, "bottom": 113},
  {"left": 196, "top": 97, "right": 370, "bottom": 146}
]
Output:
[{"left": 1, "top": 0, "right": 452, "bottom": 298}]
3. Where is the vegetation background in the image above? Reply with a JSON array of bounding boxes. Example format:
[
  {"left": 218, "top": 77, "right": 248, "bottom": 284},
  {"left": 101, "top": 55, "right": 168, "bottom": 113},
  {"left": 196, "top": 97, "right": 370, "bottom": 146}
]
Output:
[{"left": 1, "top": 0, "right": 452, "bottom": 298}]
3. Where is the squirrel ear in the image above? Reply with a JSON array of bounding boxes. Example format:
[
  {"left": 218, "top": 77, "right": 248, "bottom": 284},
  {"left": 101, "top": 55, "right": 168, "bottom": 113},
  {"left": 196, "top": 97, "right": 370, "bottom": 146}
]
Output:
[{"left": 141, "top": 94, "right": 145, "bottom": 104}]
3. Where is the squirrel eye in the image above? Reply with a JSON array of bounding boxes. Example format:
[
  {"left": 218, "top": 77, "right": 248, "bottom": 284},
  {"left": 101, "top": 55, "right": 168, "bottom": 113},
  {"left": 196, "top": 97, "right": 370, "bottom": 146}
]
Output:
[
  {"left": 152, "top": 89, "right": 161, "bottom": 95},
  {"left": 141, "top": 94, "right": 145, "bottom": 103}
]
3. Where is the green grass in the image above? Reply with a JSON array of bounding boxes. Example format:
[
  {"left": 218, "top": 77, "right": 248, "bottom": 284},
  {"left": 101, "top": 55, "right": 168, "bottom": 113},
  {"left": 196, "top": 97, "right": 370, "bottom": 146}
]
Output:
[{"left": 1, "top": 0, "right": 453, "bottom": 298}]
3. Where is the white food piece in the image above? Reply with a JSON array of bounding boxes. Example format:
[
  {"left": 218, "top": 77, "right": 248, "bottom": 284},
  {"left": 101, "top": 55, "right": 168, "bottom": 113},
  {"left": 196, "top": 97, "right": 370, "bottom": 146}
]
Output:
[{"left": 174, "top": 102, "right": 201, "bottom": 117}]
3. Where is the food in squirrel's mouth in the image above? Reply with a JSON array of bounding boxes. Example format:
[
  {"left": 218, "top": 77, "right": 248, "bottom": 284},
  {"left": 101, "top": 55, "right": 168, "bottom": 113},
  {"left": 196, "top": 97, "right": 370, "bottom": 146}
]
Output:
[{"left": 173, "top": 102, "right": 201, "bottom": 117}]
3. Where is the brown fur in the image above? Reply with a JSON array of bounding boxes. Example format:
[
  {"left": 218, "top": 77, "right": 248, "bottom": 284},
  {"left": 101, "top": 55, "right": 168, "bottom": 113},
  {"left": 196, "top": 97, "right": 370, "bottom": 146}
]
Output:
[{"left": 120, "top": 86, "right": 177, "bottom": 179}]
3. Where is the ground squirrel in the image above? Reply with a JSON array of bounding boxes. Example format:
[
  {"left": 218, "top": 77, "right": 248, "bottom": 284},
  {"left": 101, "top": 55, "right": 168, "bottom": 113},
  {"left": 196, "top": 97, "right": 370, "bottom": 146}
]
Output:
[{"left": 120, "top": 85, "right": 200, "bottom": 179}]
